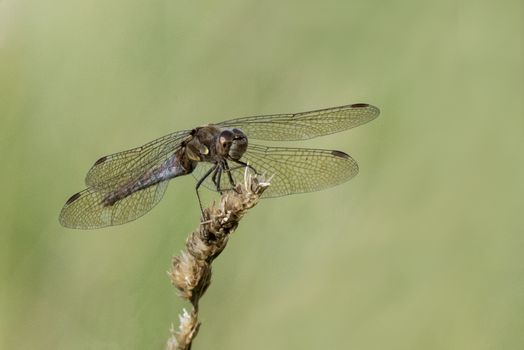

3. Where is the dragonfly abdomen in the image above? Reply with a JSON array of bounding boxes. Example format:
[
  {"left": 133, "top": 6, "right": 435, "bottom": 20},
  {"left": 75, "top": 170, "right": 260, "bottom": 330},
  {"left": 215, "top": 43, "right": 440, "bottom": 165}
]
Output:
[{"left": 101, "top": 152, "right": 195, "bottom": 207}]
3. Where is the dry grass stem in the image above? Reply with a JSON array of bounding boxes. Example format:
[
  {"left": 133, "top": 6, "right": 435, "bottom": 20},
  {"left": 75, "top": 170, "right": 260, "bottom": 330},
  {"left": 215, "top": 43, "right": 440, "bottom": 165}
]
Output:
[{"left": 166, "top": 169, "right": 270, "bottom": 350}]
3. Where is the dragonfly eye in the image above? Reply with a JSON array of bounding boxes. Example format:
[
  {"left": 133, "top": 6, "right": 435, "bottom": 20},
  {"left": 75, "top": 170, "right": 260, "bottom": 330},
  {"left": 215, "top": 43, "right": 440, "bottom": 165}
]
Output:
[
  {"left": 217, "top": 130, "right": 233, "bottom": 155},
  {"left": 218, "top": 130, "right": 234, "bottom": 148}
]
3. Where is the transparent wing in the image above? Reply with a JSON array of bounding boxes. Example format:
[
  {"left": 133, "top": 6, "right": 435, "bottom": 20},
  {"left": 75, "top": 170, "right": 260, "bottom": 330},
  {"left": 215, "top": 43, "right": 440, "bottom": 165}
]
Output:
[
  {"left": 216, "top": 103, "right": 379, "bottom": 141},
  {"left": 193, "top": 144, "right": 359, "bottom": 198},
  {"left": 85, "top": 130, "right": 190, "bottom": 190},
  {"left": 59, "top": 181, "right": 169, "bottom": 229}
]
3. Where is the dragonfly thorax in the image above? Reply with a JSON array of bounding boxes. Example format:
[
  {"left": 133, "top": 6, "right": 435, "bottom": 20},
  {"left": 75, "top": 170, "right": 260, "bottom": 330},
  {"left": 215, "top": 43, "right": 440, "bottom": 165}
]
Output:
[{"left": 216, "top": 128, "right": 248, "bottom": 160}]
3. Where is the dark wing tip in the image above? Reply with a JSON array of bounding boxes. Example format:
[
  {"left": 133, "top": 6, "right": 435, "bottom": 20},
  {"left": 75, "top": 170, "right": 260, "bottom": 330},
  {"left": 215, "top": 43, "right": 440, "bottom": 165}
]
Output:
[
  {"left": 350, "top": 103, "right": 380, "bottom": 115},
  {"left": 94, "top": 156, "right": 108, "bottom": 166},
  {"left": 331, "top": 150, "right": 359, "bottom": 176},
  {"left": 65, "top": 192, "right": 82, "bottom": 205},
  {"left": 331, "top": 150, "right": 350, "bottom": 159},
  {"left": 350, "top": 103, "right": 370, "bottom": 108}
]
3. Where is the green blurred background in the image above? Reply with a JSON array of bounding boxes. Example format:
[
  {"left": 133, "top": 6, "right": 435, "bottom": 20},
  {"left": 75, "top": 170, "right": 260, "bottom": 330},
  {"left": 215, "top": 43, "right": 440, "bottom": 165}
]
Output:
[{"left": 1, "top": 0, "right": 522, "bottom": 349}]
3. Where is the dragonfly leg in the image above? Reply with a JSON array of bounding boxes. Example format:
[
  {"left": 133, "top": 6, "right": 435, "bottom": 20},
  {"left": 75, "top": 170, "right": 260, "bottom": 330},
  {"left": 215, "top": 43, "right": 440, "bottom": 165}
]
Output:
[
  {"left": 231, "top": 159, "right": 258, "bottom": 174},
  {"left": 195, "top": 163, "right": 218, "bottom": 216},
  {"left": 212, "top": 166, "right": 223, "bottom": 193},
  {"left": 222, "top": 160, "right": 238, "bottom": 191}
]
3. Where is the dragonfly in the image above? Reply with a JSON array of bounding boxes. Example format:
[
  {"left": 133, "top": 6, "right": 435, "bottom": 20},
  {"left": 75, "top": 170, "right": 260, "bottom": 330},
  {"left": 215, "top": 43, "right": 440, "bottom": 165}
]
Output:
[{"left": 59, "top": 103, "right": 380, "bottom": 229}]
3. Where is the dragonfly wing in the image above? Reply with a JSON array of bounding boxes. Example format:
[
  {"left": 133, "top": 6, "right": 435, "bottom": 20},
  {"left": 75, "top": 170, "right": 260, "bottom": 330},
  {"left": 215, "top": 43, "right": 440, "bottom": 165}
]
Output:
[
  {"left": 85, "top": 130, "right": 191, "bottom": 190},
  {"left": 59, "top": 181, "right": 169, "bottom": 229},
  {"left": 243, "top": 144, "right": 359, "bottom": 197},
  {"left": 193, "top": 144, "right": 359, "bottom": 198},
  {"left": 216, "top": 103, "right": 379, "bottom": 141}
]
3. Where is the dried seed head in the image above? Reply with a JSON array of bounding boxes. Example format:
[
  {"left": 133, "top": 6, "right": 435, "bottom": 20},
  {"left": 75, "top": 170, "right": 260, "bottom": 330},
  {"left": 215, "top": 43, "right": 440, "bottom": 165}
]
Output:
[
  {"left": 166, "top": 170, "right": 270, "bottom": 350},
  {"left": 166, "top": 309, "right": 200, "bottom": 350}
]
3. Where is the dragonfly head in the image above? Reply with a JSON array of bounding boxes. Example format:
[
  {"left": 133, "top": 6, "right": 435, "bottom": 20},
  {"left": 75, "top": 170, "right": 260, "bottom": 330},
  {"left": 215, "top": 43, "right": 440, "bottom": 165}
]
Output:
[{"left": 217, "top": 128, "right": 248, "bottom": 160}]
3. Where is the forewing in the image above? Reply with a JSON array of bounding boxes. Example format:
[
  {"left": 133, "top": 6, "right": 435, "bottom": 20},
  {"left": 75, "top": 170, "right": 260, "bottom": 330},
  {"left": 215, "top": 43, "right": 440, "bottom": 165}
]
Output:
[
  {"left": 59, "top": 181, "right": 169, "bottom": 229},
  {"left": 193, "top": 144, "right": 359, "bottom": 197},
  {"left": 216, "top": 103, "right": 379, "bottom": 141},
  {"left": 85, "top": 130, "right": 190, "bottom": 190}
]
